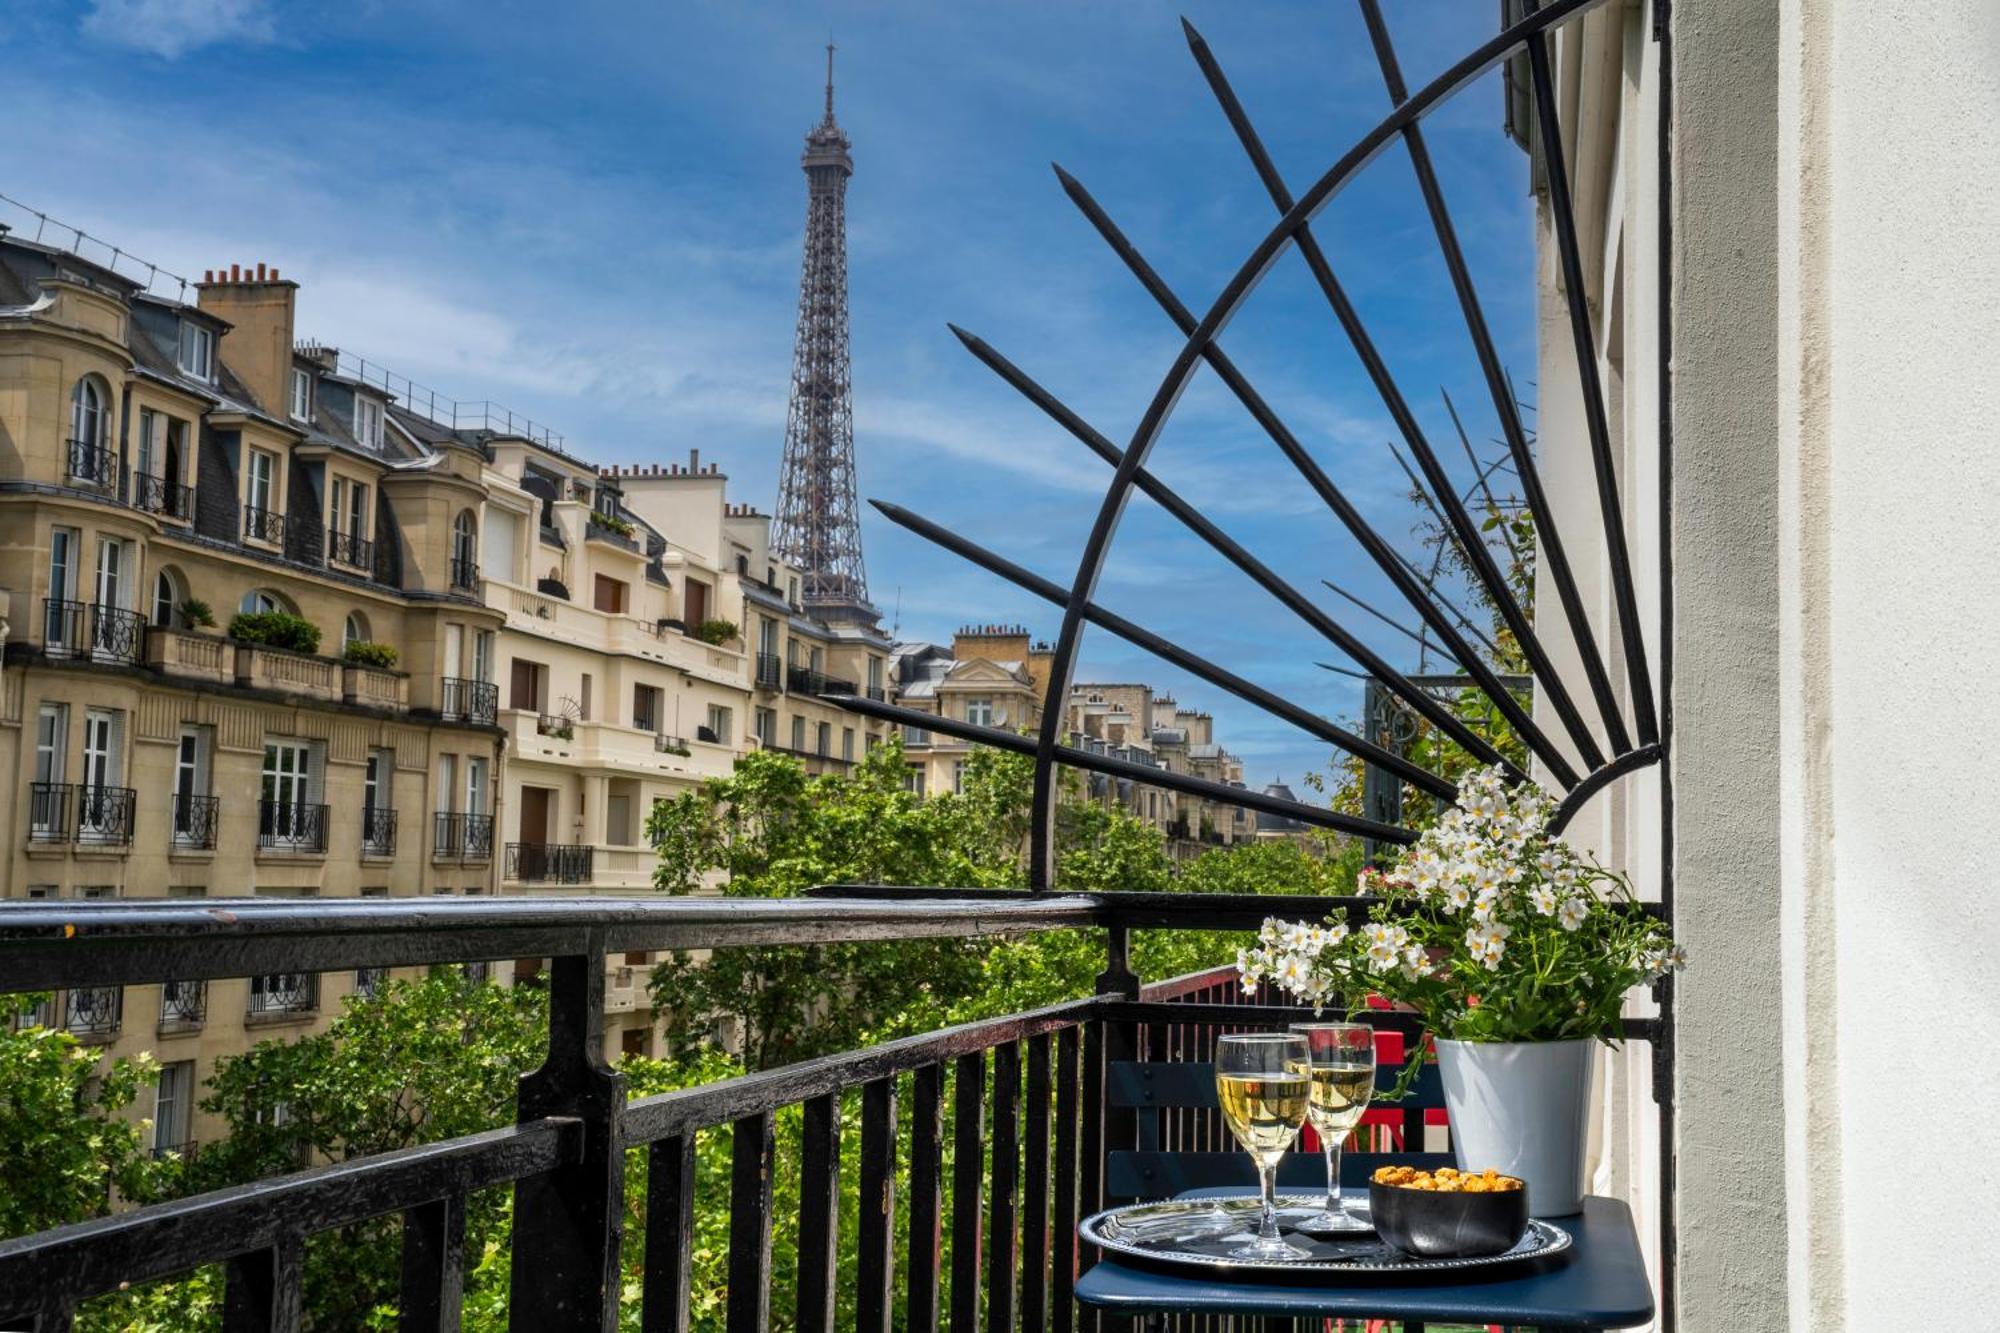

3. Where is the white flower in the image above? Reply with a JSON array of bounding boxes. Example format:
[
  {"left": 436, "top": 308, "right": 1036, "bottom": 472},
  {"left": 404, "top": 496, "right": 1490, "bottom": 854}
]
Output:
[
  {"left": 1324, "top": 921, "right": 1351, "bottom": 949},
  {"left": 1469, "top": 864, "right": 1502, "bottom": 895},
  {"left": 1535, "top": 847, "right": 1563, "bottom": 875},
  {"left": 1366, "top": 939, "right": 1398, "bottom": 972},
  {"left": 1470, "top": 889, "right": 1500, "bottom": 925},
  {"left": 1276, "top": 954, "right": 1312, "bottom": 989},
  {"left": 1559, "top": 897, "right": 1589, "bottom": 932},
  {"left": 1399, "top": 942, "right": 1428, "bottom": 981},
  {"left": 1443, "top": 883, "right": 1472, "bottom": 913},
  {"left": 1530, "top": 885, "right": 1559, "bottom": 916},
  {"left": 1279, "top": 921, "right": 1314, "bottom": 953}
]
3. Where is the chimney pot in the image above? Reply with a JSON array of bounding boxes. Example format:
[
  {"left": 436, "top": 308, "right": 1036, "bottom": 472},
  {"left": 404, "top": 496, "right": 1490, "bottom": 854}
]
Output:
[
  {"left": 256, "top": 262, "right": 266, "bottom": 281},
  {"left": 230, "top": 263, "right": 241, "bottom": 281},
  {"left": 269, "top": 267, "right": 279, "bottom": 280},
  {"left": 689, "top": 448, "right": 700, "bottom": 471},
  {"left": 203, "top": 269, "right": 214, "bottom": 283}
]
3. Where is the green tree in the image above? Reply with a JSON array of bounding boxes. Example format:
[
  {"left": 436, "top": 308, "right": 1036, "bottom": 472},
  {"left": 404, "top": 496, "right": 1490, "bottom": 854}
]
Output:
[{"left": 0, "top": 994, "right": 164, "bottom": 1240}]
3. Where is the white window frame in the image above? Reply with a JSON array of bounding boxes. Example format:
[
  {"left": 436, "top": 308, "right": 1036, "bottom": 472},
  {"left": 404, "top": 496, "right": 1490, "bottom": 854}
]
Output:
[
  {"left": 247, "top": 449, "right": 276, "bottom": 521},
  {"left": 153, "top": 1060, "right": 194, "bottom": 1154},
  {"left": 706, "top": 704, "right": 732, "bottom": 746},
  {"left": 465, "top": 757, "right": 487, "bottom": 818},
  {"left": 966, "top": 697, "right": 995, "bottom": 727},
  {"left": 290, "top": 368, "right": 312, "bottom": 422},
  {"left": 354, "top": 396, "right": 384, "bottom": 450},
  {"left": 177, "top": 322, "right": 215, "bottom": 382}
]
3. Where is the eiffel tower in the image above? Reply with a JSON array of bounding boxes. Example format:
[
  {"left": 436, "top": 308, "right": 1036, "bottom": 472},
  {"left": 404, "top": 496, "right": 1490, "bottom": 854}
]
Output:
[{"left": 773, "top": 43, "right": 876, "bottom": 627}]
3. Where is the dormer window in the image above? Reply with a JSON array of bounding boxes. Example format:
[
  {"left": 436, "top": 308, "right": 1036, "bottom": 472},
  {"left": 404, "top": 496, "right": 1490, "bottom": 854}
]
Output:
[
  {"left": 289, "top": 369, "right": 312, "bottom": 423},
  {"left": 176, "top": 322, "right": 214, "bottom": 382},
  {"left": 353, "top": 397, "right": 383, "bottom": 450}
]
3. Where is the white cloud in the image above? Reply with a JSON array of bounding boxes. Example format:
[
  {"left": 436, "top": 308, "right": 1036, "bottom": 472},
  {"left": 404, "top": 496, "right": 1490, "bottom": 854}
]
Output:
[{"left": 80, "top": 0, "right": 277, "bottom": 59}]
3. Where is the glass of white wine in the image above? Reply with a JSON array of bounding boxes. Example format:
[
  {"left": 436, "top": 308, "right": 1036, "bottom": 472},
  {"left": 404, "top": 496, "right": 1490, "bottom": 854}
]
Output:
[
  {"left": 1214, "top": 1032, "right": 1312, "bottom": 1260},
  {"left": 1287, "top": 1022, "right": 1377, "bottom": 1233}
]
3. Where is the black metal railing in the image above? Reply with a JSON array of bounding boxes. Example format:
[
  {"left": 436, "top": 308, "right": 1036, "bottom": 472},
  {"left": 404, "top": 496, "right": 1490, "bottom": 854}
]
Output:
[
  {"left": 63, "top": 984, "right": 122, "bottom": 1037},
  {"left": 132, "top": 473, "right": 194, "bottom": 522},
  {"left": 439, "top": 676, "right": 498, "bottom": 725},
  {"left": 0, "top": 891, "right": 1668, "bottom": 1329},
  {"left": 243, "top": 504, "right": 285, "bottom": 545},
  {"left": 434, "top": 811, "right": 495, "bottom": 861},
  {"left": 160, "top": 977, "right": 206, "bottom": 1028},
  {"left": 247, "top": 971, "right": 317, "bottom": 1017},
  {"left": 257, "top": 800, "right": 329, "bottom": 853},
  {"left": 787, "top": 664, "right": 857, "bottom": 696},
  {"left": 42, "top": 598, "right": 146, "bottom": 665},
  {"left": 354, "top": 966, "right": 388, "bottom": 999},
  {"left": 28, "top": 782, "right": 73, "bottom": 843},
  {"left": 170, "top": 793, "right": 220, "bottom": 850},
  {"left": 867, "top": 685, "right": 886, "bottom": 702},
  {"left": 755, "top": 652, "right": 783, "bottom": 689},
  {"left": 450, "top": 555, "right": 480, "bottom": 590},
  {"left": 71, "top": 785, "right": 136, "bottom": 847},
  {"left": 505, "top": 841, "right": 594, "bottom": 885},
  {"left": 65, "top": 438, "right": 118, "bottom": 489},
  {"left": 325, "top": 527, "right": 375, "bottom": 569},
  {"left": 150, "top": 1139, "right": 199, "bottom": 1163},
  {"left": 361, "top": 805, "right": 398, "bottom": 857}
]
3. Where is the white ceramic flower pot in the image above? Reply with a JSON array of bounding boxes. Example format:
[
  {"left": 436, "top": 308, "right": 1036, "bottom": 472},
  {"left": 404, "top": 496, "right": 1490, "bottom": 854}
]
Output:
[{"left": 1434, "top": 1037, "right": 1595, "bottom": 1217}]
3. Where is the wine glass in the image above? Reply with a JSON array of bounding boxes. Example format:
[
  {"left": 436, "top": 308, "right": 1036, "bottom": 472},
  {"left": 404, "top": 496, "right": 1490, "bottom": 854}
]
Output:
[
  {"left": 1287, "top": 1022, "right": 1377, "bottom": 1232},
  {"left": 1214, "top": 1032, "right": 1312, "bottom": 1260}
]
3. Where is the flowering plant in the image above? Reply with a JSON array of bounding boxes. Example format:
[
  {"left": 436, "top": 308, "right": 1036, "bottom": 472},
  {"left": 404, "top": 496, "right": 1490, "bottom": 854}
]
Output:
[{"left": 1239, "top": 765, "right": 1684, "bottom": 1057}]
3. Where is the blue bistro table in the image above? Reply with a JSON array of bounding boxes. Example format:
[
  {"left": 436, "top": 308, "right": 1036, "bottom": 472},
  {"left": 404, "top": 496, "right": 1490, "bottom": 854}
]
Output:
[{"left": 1077, "top": 1191, "right": 1656, "bottom": 1331}]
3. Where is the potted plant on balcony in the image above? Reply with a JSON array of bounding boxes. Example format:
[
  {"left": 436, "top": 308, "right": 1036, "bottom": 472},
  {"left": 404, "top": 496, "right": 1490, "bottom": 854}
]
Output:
[
  {"left": 1239, "top": 764, "right": 1685, "bottom": 1216},
  {"left": 227, "top": 610, "right": 321, "bottom": 655},
  {"left": 694, "top": 617, "right": 739, "bottom": 648},
  {"left": 178, "top": 598, "right": 216, "bottom": 631},
  {"left": 341, "top": 640, "right": 398, "bottom": 669}
]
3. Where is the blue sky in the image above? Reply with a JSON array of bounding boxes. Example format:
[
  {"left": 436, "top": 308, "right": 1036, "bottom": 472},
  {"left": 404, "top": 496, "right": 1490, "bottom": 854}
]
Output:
[{"left": 1, "top": 0, "right": 1536, "bottom": 794}]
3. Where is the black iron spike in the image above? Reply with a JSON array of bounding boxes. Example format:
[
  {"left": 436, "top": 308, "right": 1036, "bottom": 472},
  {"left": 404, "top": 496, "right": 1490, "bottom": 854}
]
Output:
[
  {"left": 1041, "top": 167, "right": 1574, "bottom": 783},
  {"left": 1355, "top": 0, "right": 1632, "bottom": 758},
  {"left": 943, "top": 329, "right": 1522, "bottom": 778},
  {"left": 1185, "top": 8, "right": 1615, "bottom": 771},
  {"left": 1520, "top": 0, "right": 1659, "bottom": 745},
  {"left": 869, "top": 498, "right": 1456, "bottom": 798}
]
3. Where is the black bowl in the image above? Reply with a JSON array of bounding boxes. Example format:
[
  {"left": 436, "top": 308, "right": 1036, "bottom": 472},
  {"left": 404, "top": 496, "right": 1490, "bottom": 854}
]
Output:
[{"left": 1367, "top": 1178, "right": 1531, "bottom": 1259}]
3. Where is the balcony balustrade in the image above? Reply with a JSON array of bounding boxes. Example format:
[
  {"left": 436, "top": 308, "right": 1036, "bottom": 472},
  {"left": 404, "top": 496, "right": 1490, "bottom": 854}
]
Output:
[
  {"left": 242, "top": 504, "right": 285, "bottom": 546},
  {"left": 26, "top": 783, "right": 137, "bottom": 847},
  {"left": 0, "top": 891, "right": 1629, "bottom": 1330},
  {"left": 145, "top": 626, "right": 233, "bottom": 684},
  {"left": 131, "top": 472, "right": 194, "bottom": 522},
  {"left": 360, "top": 806, "right": 398, "bottom": 858},
  {"left": 434, "top": 811, "right": 495, "bottom": 861},
  {"left": 324, "top": 527, "right": 374, "bottom": 570},
  {"left": 170, "top": 793, "right": 220, "bottom": 850},
  {"left": 755, "top": 651, "right": 783, "bottom": 689},
  {"left": 42, "top": 598, "right": 145, "bottom": 666},
  {"left": 65, "top": 438, "right": 118, "bottom": 490},
  {"left": 257, "top": 800, "right": 329, "bottom": 854},
  {"left": 439, "top": 676, "right": 498, "bottom": 724},
  {"left": 450, "top": 556, "right": 480, "bottom": 591},
  {"left": 341, "top": 663, "right": 408, "bottom": 710},
  {"left": 235, "top": 645, "right": 342, "bottom": 701},
  {"left": 506, "top": 841, "right": 594, "bottom": 884}
]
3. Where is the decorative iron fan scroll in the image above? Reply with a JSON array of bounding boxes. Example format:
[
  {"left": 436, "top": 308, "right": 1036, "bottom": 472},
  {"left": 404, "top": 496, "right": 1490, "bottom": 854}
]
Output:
[{"left": 831, "top": 0, "right": 1658, "bottom": 889}]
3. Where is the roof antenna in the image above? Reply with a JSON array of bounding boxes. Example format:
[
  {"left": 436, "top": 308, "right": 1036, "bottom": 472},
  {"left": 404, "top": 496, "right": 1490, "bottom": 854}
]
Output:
[{"left": 824, "top": 37, "right": 836, "bottom": 122}]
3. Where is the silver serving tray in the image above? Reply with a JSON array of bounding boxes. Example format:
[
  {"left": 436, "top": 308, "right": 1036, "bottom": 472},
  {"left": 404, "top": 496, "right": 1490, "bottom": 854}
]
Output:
[{"left": 1080, "top": 1195, "right": 1572, "bottom": 1279}]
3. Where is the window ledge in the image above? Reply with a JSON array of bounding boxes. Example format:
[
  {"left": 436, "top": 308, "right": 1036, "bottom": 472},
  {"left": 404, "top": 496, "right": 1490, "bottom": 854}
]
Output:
[
  {"left": 73, "top": 844, "right": 133, "bottom": 860},
  {"left": 168, "top": 848, "right": 217, "bottom": 864},
  {"left": 244, "top": 1010, "right": 318, "bottom": 1030},
  {"left": 156, "top": 1020, "right": 204, "bottom": 1039},
  {"left": 254, "top": 850, "right": 328, "bottom": 866}
]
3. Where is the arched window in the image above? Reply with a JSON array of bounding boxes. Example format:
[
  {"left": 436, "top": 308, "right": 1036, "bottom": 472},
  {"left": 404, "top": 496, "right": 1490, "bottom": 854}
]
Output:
[
  {"left": 343, "top": 612, "right": 369, "bottom": 649},
  {"left": 451, "top": 510, "right": 479, "bottom": 589},
  {"left": 152, "top": 568, "right": 186, "bottom": 629},
  {"left": 69, "top": 378, "right": 107, "bottom": 450},
  {"left": 240, "top": 588, "right": 293, "bottom": 616}
]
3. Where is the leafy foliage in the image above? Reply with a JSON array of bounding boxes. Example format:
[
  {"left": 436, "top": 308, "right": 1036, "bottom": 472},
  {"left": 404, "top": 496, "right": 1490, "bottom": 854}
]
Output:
[
  {"left": 226, "top": 610, "right": 321, "bottom": 654},
  {"left": 694, "top": 618, "right": 739, "bottom": 646},
  {"left": 341, "top": 639, "right": 398, "bottom": 668},
  {"left": 0, "top": 994, "right": 164, "bottom": 1240},
  {"left": 177, "top": 597, "right": 216, "bottom": 629}
]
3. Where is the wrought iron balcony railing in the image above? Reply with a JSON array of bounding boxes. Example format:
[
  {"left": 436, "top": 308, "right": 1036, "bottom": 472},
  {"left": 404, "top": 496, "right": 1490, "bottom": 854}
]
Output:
[
  {"left": 361, "top": 805, "right": 398, "bottom": 858},
  {"left": 74, "top": 785, "right": 136, "bottom": 847},
  {"left": 355, "top": 966, "right": 388, "bottom": 999},
  {"left": 131, "top": 473, "right": 194, "bottom": 522},
  {"left": 160, "top": 977, "right": 206, "bottom": 1028},
  {"left": 0, "top": 891, "right": 1631, "bottom": 1330},
  {"left": 786, "top": 664, "right": 857, "bottom": 697},
  {"left": 65, "top": 438, "right": 118, "bottom": 489},
  {"left": 170, "top": 792, "right": 220, "bottom": 850},
  {"left": 247, "top": 971, "right": 317, "bottom": 1017},
  {"left": 505, "top": 841, "right": 594, "bottom": 885},
  {"left": 439, "top": 676, "right": 498, "bottom": 725},
  {"left": 867, "top": 685, "right": 886, "bottom": 702},
  {"left": 325, "top": 527, "right": 375, "bottom": 570},
  {"left": 242, "top": 504, "right": 285, "bottom": 546},
  {"left": 450, "top": 556, "right": 480, "bottom": 591},
  {"left": 754, "top": 652, "right": 783, "bottom": 689},
  {"left": 434, "top": 811, "right": 495, "bottom": 861},
  {"left": 257, "top": 800, "right": 329, "bottom": 854},
  {"left": 62, "top": 984, "right": 121, "bottom": 1037},
  {"left": 42, "top": 598, "right": 146, "bottom": 665}
]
